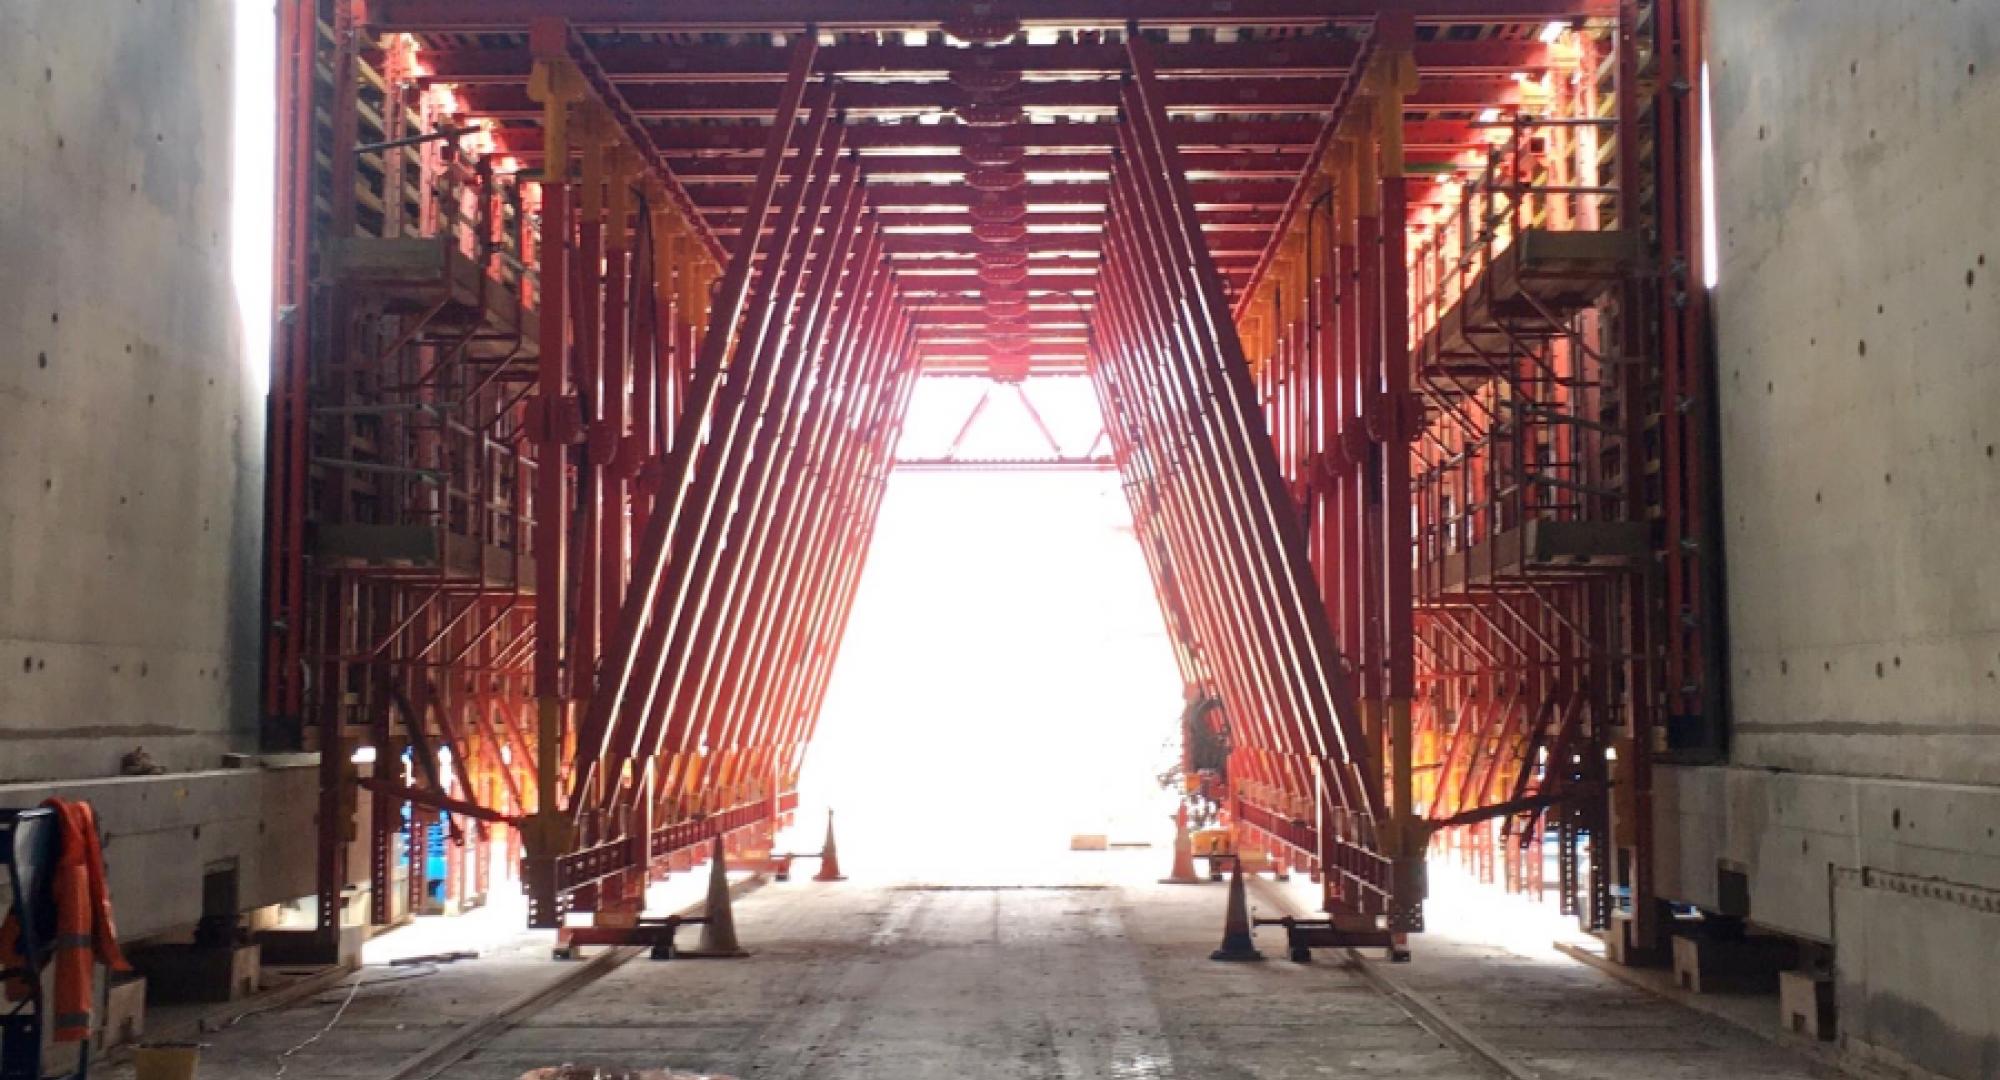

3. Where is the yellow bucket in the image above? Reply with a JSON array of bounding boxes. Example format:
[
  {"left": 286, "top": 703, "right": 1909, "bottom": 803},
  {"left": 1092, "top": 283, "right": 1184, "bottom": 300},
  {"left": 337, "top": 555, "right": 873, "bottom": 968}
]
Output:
[{"left": 133, "top": 1042, "right": 201, "bottom": 1080}]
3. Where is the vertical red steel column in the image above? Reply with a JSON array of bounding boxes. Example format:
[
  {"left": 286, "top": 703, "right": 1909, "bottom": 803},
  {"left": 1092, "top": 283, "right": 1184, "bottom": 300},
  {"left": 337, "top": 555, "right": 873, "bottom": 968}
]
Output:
[
  {"left": 522, "top": 18, "right": 581, "bottom": 928},
  {"left": 1371, "top": 23, "right": 1422, "bottom": 928},
  {"left": 310, "top": 0, "right": 363, "bottom": 958},
  {"left": 1611, "top": 0, "right": 1658, "bottom": 937},
  {"left": 600, "top": 152, "right": 636, "bottom": 658},
  {"left": 572, "top": 118, "right": 606, "bottom": 678},
  {"left": 265, "top": 0, "right": 315, "bottom": 731}
]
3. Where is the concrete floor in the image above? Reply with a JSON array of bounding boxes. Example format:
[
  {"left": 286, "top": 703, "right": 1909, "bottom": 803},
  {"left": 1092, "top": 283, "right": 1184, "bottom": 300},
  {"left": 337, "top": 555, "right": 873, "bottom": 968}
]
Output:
[{"left": 111, "top": 854, "right": 1850, "bottom": 1080}]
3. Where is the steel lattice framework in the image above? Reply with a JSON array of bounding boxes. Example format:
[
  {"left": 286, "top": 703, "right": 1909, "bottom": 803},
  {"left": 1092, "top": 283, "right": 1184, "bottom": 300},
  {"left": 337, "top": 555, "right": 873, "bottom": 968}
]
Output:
[{"left": 262, "top": 0, "right": 1710, "bottom": 958}]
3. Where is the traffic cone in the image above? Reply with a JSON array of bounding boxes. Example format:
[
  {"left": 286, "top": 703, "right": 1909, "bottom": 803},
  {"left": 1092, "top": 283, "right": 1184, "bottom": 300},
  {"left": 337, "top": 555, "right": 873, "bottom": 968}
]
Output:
[
  {"left": 1209, "top": 857, "right": 1264, "bottom": 961},
  {"left": 1160, "top": 805, "right": 1203, "bottom": 885},
  {"left": 694, "top": 834, "right": 747, "bottom": 957},
  {"left": 813, "top": 809, "right": 846, "bottom": 882}
]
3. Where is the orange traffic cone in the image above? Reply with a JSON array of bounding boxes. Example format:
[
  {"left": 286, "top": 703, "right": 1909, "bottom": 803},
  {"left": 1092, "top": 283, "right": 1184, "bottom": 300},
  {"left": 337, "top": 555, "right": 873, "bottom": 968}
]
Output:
[
  {"left": 1160, "top": 804, "right": 1203, "bottom": 885},
  {"left": 1210, "top": 857, "right": 1264, "bottom": 962},
  {"left": 813, "top": 809, "right": 846, "bottom": 882},
  {"left": 694, "top": 834, "right": 747, "bottom": 957}
]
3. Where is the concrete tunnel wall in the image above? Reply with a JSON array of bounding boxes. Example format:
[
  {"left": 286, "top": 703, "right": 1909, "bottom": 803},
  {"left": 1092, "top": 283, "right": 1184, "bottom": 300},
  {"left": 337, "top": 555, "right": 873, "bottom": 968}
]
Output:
[
  {"left": 1657, "top": 2, "right": 2000, "bottom": 1077},
  {"left": 0, "top": 1, "right": 314, "bottom": 940}
]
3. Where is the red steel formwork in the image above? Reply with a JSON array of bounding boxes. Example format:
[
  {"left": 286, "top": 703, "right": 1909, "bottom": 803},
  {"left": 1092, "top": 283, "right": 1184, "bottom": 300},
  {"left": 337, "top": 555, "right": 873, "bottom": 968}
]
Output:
[{"left": 264, "top": 0, "right": 1708, "bottom": 956}]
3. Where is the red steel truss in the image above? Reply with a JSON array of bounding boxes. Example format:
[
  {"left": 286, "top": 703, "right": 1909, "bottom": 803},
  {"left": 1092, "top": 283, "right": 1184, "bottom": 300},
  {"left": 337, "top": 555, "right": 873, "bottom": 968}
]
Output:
[{"left": 265, "top": 0, "right": 1707, "bottom": 956}]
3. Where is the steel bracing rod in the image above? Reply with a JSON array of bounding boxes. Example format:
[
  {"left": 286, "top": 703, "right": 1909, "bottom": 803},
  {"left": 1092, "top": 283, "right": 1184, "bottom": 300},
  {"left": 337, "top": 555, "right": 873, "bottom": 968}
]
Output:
[
  {"left": 554, "top": 21, "right": 726, "bottom": 264},
  {"left": 1136, "top": 57, "right": 1368, "bottom": 808},
  {"left": 653, "top": 159, "right": 873, "bottom": 801},
  {"left": 1096, "top": 200, "right": 1299, "bottom": 798},
  {"left": 1096, "top": 186, "right": 1312, "bottom": 800},
  {"left": 780, "top": 330, "right": 924, "bottom": 779},
  {"left": 944, "top": 388, "right": 992, "bottom": 462},
  {"left": 1086, "top": 363, "right": 1221, "bottom": 730},
  {"left": 572, "top": 40, "right": 820, "bottom": 802},
  {"left": 1104, "top": 255, "right": 1307, "bottom": 809},
  {"left": 1113, "top": 82, "right": 1332, "bottom": 799},
  {"left": 751, "top": 301, "right": 914, "bottom": 771},
  {"left": 694, "top": 228, "right": 899, "bottom": 794},
  {"left": 726, "top": 258, "right": 905, "bottom": 748},
  {"left": 1100, "top": 190, "right": 1325, "bottom": 809},
  {"left": 1093, "top": 225, "right": 1302, "bottom": 804},
  {"left": 1119, "top": 45, "right": 1377, "bottom": 817},
  {"left": 1100, "top": 449, "right": 1204, "bottom": 690},
  {"left": 728, "top": 317, "right": 910, "bottom": 797},
  {"left": 615, "top": 99, "right": 847, "bottom": 785},
  {"left": 1231, "top": 30, "right": 1382, "bottom": 325}
]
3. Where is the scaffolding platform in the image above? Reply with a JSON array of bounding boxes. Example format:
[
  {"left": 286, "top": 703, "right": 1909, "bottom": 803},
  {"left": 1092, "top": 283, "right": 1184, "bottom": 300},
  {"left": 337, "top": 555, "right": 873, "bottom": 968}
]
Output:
[
  {"left": 316, "top": 523, "right": 535, "bottom": 589},
  {"left": 1418, "top": 229, "right": 1637, "bottom": 387},
  {"left": 1421, "top": 518, "right": 1649, "bottom": 595},
  {"left": 329, "top": 237, "right": 539, "bottom": 361}
]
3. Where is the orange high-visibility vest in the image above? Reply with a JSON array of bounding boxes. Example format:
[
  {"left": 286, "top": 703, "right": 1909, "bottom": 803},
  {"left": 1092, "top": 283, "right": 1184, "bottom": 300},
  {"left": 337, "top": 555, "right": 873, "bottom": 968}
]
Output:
[{"left": 0, "top": 798, "right": 131, "bottom": 1042}]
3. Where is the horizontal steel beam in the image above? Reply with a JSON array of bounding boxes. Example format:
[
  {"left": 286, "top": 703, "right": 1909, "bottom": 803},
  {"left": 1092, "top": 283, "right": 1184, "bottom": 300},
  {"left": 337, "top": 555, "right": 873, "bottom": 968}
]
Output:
[
  {"left": 421, "top": 39, "right": 1553, "bottom": 84},
  {"left": 681, "top": 179, "right": 1295, "bottom": 210},
  {"left": 638, "top": 118, "right": 1328, "bottom": 153},
  {"left": 374, "top": 0, "right": 1616, "bottom": 32},
  {"left": 662, "top": 152, "right": 1300, "bottom": 181},
  {"left": 458, "top": 76, "right": 1519, "bottom": 118},
  {"left": 894, "top": 455, "right": 1117, "bottom": 471},
  {"left": 880, "top": 230, "right": 1260, "bottom": 254}
]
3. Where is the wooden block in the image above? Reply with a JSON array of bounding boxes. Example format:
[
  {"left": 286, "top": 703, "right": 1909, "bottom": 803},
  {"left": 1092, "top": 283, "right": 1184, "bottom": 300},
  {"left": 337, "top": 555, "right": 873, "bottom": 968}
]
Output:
[
  {"left": 1779, "top": 969, "right": 1836, "bottom": 1040},
  {"left": 93, "top": 974, "right": 147, "bottom": 1054},
  {"left": 131, "top": 943, "right": 261, "bottom": 1004},
  {"left": 1069, "top": 834, "right": 1109, "bottom": 851},
  {"left": 257, "top": 924, "right": 365, "bottom": 968},
  {"left": 1671, "top": 934, "right": 1707, "bottom": 992},
  {"left": 1672, "top": 932, "right": 1794, "bottom": 994}
]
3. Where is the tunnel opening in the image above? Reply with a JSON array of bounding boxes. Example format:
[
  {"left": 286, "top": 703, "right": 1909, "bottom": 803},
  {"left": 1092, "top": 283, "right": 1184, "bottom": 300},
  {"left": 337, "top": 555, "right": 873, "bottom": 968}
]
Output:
[{"left": 258, "top": 1, "right": 1703, "bottom": 967}]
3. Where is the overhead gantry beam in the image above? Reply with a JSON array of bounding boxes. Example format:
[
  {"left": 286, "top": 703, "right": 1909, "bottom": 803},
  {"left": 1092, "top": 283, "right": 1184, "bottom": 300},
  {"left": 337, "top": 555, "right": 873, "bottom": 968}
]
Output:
[
  {"left": 372, "top": 0, "right": 1615, "bottom": 32},
  {"left": 453, "top": 76, "right": 1521, "bottom": 118},
  {"left": 422, "top": 39, "right": 1554, "bottom": 83}
]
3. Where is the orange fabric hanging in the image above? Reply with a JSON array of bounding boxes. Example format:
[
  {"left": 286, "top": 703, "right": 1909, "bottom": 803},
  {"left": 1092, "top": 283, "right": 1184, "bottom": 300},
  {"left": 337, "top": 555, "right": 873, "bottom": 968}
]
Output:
[{"left": 0, "top": 798, "right": 132, "bottom": 1042}]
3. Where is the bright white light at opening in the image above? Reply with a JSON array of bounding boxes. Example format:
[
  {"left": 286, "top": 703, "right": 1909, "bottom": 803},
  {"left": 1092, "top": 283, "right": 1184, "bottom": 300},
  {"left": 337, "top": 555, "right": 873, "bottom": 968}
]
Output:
[
  {"left": 1700, "top": 61, "right": 1720, "bottom": 288},
  {"left": 1026, "top": 28, "right": 1061, "bottom": 46},
  {"left": 231, "top": 0, "right": 277, "bottom": 399},
  {"left": 1477, "top": 107, "right": 1501, "bottom": 124},
  {"left": 902, "top": 29, "right": 929, "bottom": 46},
  {"left": 1540, "top": 21, "right": 1568, "bottom": 44},
  {"left": 351, "top": 746, "right": 378, "bottom": 764},
  {"left": 1605, "top": 746, "right": 1619, "bottom": 761}
]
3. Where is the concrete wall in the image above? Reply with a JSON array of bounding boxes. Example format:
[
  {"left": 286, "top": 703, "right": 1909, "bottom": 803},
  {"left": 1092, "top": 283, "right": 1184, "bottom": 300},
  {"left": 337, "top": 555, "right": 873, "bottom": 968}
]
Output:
[
  {"left": 1661, "top": 3, "right": 2000, "bottom": 1076},
  {"left": 0, "top": 764, "right": 318, "bottom": 942},
  {"left": 0, "top": 1, "right": 264, "bottom": 782},
  {"left": 0, "top": 4, "right": 318, "bottom": 936}
]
